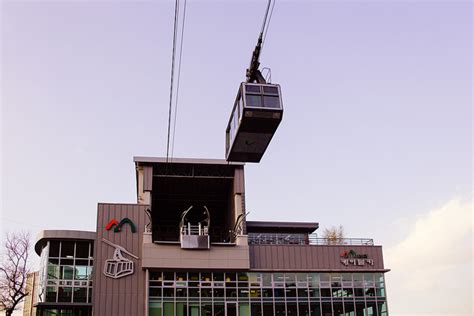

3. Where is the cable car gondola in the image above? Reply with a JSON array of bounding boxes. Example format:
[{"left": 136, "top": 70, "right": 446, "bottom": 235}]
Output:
[
  {"left": 225, "top": 82, "right": 283, "bottom": 162},
  {"left": 225, "top": 31, "right": 283, "bottom": 163}
]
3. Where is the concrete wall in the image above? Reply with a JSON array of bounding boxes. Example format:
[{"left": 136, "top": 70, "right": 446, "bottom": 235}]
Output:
[
  {"left": 249, "top": 245, "right": 386, "bottom": 271},
  {"left": 22, "top": 272, "right": 38, "bottom": 316},
  {"left": 233, "top": 166, "right": 247, "bottom": 234},
  {"left": 93, "top": 203, "right": 149, "bottom": 316},
  {"left": 136, "top": 165, "right": 152, "bottom": 205}
]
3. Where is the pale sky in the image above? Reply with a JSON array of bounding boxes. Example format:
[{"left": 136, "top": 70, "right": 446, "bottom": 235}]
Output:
[{"left": 1, "top": 0, "right": 472, "bottom": 315}]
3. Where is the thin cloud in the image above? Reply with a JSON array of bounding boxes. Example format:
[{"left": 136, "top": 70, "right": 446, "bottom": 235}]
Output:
[{"left": 385, "top": 197, "right": 473, "bottom": 316}]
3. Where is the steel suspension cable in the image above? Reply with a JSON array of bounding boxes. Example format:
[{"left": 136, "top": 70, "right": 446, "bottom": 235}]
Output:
[
  {"left": 166, "top": 0, "right": 180, "bottom": 163},
  {"left": 260, "top": 0, "right": 272, "bottom": 35},
  {"left": 262, "top": 0, "right": 276, "bottom": 47},
  {"left": 171, "top": 0, "right": 188, "bottom": 159}
]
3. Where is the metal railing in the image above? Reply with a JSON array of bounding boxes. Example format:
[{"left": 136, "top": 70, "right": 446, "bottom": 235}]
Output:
[
  {"left": 248, "top": 233, "right": 374, "bottom": 246},
  {"left": 181, "top": 223, "right": 209, "bottom": 236}
]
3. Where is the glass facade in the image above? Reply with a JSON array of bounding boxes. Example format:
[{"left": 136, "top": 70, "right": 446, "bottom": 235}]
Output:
[
  {"left": 149, "top": 271, "right": 388, "bottom": 316},
  {"left": 35, "top": 307, "right": 92, "bottom": 316},
  {"left": 37, "top": 240, "right": 94, "bottom": 316}
]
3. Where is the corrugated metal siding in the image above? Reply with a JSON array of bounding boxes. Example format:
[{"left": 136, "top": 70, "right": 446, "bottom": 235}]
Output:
[
  {"left": 249, "top": 245, "right": 386, "bottom": 271},
  {"left": 93, "top": 203, "right": 149, "bottom": 316}
]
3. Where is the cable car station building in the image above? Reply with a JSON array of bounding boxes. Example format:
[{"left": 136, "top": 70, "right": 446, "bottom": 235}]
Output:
[{"left": 28, "top": 157, "right": 389, "bottom": 316}]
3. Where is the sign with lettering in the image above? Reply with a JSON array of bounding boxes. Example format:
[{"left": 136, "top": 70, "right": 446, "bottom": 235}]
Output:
[{"left": 340, "top": 250, "right": 374, "bottom": 266}]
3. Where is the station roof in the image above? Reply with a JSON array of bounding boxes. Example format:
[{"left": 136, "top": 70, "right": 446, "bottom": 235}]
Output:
[
  {"left": 246, "top": 221, "right": 319, "bottom": 234},
  {"left": 35, "top": 230, "right": 96, "bottom": 255},
  {"left": 134, "top": 156, "right": 244, "bottom": 166}
]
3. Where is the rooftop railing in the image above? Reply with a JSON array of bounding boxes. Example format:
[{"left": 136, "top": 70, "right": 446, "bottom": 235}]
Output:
[{"left": 248, "top": 233, "right": 374, "bottom": 246}]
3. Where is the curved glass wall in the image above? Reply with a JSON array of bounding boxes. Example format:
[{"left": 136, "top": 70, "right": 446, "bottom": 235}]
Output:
[
  {"left": 148, "top": 271, "right": 388, "bottom": 316},
  {"left": 38, "top": 240, "right": 94, "bottom": 305}
]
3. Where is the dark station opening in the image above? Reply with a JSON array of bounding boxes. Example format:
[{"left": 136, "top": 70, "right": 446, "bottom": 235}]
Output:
[{"left": 150, "top": 163, "right": 237, "bottom": 244}]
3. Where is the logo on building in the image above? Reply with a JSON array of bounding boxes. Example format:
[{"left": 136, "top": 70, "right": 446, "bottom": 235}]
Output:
[
  {"left": 340, "top": 249, "right": 374, "bottom": 266},
  {"left": 102, "top": 238, "right": 139, "bottom": 279},
  {"left": 106, "top": 217, "right": 137, "bottom": 233}
]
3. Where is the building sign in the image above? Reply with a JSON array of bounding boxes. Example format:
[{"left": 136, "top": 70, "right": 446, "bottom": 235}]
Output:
[
  {"left": 102, "top": 238, "right": 139, "bottom": 279},
  {"left": 340, "top": 250, "right": 374, "bottom": 266},
  {"left": 106, "top": 217, "right": 137, "bottom": 233}
]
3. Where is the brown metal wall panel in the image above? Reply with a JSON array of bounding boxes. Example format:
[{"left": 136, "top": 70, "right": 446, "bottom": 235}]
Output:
[
  {"left": 93, "top": 203, "right": 149, "bottom": 316},
  {"left": 314, "top": 248, "right": 321, "bottom": 268},
  {"left": 299, "top": 246, "right": 306, "bottom": 270},
  {"left": 270, "top": 247, "right": 281, "bottom": 265},
  {"left": 266, "top": 246, "right": 271, "bottom": 269},
  {"left": 284, "top": 246, "right": 292, "bottom": 269},
  {"left": 323, "top": 246, "right": 330, "bottom": 268},
  {"left": 283, "top": 246, "right": 289, "bottom": 269},
  {"left": 290, "top": 247, "right": 297, "bottom": 269},
  {"left": 270, "top": 246, "right": 277, "bottom": 269},
  {"left": 253, "top": 245, "right": 259, "bottom": 268},
  {"left": 249, "top": 245, "right": 386, "bottom": 271},
  {"left": 263, "top": 246, "right": 267, "bottom": 268},
  {"left": 271, "top": 246, "right": 276, "bottom": 269},
  {"left": 305, "top": 248, "right": 311, "bottom": 268},
  {"left": 143, "top": 166, "right": 153, "bottom": 191}
]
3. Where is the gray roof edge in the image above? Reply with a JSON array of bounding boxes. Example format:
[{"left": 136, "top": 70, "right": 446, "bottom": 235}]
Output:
[
  {"left": 133, "top": 156, "right": 245, "bottom": 166},
  {"left": 246, "top": 221, "right": 319, "bottom": 231},
  {"left": 35, "top": 230, "right": 96, "bottom": 255}
]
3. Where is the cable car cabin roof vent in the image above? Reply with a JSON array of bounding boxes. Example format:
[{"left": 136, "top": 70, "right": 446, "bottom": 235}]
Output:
[{"left": 226, "top": 82, "right": 283, "bottom": 163}]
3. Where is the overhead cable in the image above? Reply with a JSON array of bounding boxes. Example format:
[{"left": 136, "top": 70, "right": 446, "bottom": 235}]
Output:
[
  {"left": 171, "top": 0, "right": 188, "bottom": 159},
  {"left": 166, "top": 0, "right": 180, "bottom": 163},
  {"left": 260, "top": 0, "right": 272, "bottom": 35},
  {"left": 263, "top": 0, "right": 276, "bottom": 46}
]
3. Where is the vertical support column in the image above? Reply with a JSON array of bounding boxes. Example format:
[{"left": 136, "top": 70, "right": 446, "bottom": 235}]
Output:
[
  {"left": 233, "top": 165, "right": 248, "bottom": 246},
  {"left": 234, "top": 193, "right": 243, "bottom": 222},
  {"left": 137, "top": 165, "right": 152, "bottom": 205},
  {"left": 233, "top": 166, "right": 245, "bottom": 218}
]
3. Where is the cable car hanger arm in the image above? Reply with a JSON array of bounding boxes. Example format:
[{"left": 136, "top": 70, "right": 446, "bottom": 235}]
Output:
[
  {"left": 246, "top": 0, "right": 275, "bottom": 84},
  {"left": 246, "top": 33, "right": 266, "bottom": 84}
]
